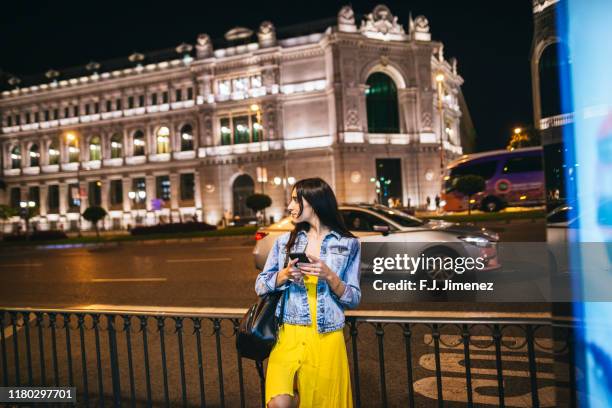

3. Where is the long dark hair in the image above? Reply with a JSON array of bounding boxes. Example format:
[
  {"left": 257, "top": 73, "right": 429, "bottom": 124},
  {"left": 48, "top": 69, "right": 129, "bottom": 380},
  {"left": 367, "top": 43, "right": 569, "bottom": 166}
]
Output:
[{"left": 285, "top": 177, "right": 355, "bottom": 252}]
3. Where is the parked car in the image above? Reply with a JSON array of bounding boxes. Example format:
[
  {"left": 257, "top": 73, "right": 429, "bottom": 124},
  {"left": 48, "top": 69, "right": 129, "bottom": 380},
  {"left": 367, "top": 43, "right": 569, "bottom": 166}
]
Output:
[{"left": 253, "top": 204, "right": 501, "bottom": 282}]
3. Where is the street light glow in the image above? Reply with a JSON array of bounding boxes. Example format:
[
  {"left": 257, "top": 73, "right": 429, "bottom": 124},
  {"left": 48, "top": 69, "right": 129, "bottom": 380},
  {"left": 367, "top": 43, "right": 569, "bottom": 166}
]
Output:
[
  {"left": 19, "top": 201, "right": 27, "bottom": 208},
  {"left": 435, "top": 73, "right": 445, "bottom": 82},
  {"left": 514, "top": 127, "right": 522, "bottom": 134},
  {"left": 250, "top": 103, "right": 260, "bottom": 112}
]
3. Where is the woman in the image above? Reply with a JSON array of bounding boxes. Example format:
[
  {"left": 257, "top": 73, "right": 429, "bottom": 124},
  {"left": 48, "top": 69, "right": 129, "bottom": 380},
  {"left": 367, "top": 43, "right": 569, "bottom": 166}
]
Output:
[{"left": 255, "top": 177, "right": 361, "bottom": 408}]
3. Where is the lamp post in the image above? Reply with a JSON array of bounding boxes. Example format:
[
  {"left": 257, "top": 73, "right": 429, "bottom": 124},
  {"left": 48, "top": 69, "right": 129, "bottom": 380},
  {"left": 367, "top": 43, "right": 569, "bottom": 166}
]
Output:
[
  {"left": 19, "top": 200, "right": 36, "bottom": 236},
  {"left": 435, "top": 73, "right": 446, "bottom": 180}
]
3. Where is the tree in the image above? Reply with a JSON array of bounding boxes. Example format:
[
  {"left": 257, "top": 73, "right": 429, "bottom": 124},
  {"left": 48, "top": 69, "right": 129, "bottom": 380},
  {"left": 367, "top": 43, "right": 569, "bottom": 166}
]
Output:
[
  {"left": 246, "top": 194, "right": 272, "bottom": 225},
  {"left": 506, "top": 125, "right": 541, "bottom": 150},
  {"left": 454, "top": 175, "right": 486, "bottom": 215},
  {"left": 82, "top": 206, "right": 108, "bottom": 239}
]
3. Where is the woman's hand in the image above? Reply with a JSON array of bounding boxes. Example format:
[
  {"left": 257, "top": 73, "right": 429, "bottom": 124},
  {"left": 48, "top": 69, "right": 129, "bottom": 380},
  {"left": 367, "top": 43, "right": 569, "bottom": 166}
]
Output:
[
  {"left": 298, "top": 254, "right": 345, "bottom": 296},
  {"left": 276, "top": 257, "right": 302, "bottom": 287}
]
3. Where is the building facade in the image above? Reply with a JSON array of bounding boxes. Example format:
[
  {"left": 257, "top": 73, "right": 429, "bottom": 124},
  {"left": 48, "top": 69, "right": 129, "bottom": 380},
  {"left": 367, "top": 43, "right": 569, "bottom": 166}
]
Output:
[
  {"left": 0, "top": 4, "right": 467, "bottom": 232},
  {"left": 531, "top": 0, "right": 574, "bottom": 201}
]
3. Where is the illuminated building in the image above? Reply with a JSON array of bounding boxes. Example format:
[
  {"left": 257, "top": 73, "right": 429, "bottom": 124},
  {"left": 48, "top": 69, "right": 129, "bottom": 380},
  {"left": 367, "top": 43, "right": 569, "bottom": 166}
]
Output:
[{"left": 0, "top": 4, "right": 468, "bottom": 231}]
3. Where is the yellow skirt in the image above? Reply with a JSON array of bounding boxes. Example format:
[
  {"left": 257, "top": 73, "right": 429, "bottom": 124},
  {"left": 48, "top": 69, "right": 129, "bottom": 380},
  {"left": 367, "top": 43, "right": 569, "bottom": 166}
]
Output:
[{"left": 265, "top": 275, "right": 353, "bottom": 407}]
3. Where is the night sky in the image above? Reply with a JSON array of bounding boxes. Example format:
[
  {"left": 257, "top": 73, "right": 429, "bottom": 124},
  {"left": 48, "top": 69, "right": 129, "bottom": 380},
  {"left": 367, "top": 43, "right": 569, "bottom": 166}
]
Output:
[{"left": 0, "top": 0, "right": 534, "bottom": 152}]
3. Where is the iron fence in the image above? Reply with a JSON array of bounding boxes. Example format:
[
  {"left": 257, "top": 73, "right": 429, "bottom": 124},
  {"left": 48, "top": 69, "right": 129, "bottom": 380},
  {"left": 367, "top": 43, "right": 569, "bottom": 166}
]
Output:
[{"left": 0, "top": 308, "right": 578, "bottom": 407}]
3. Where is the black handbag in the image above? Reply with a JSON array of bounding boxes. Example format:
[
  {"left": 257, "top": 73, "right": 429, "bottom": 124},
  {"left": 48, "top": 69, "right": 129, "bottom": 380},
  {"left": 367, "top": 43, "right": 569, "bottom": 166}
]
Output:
[
  {"left": 236, "top": 289, "right": 287, "bottom": 361},
  {"left": 236, "top": 257, "right": 289, "bottom": 373}
]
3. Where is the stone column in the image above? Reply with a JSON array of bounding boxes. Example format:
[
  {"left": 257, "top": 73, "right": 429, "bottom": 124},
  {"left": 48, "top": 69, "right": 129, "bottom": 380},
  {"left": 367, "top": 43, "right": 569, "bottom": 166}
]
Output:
[
  {"left": 145, "top": 174, "right": 155, "bottom": 211},
  {"left": 194, "top": 170, "right": 203, "bottom": 210},
  {"left": 79, "top": 181, "right": 88, "bottom": 213},
  {"left": 170, "top": 172, "right": 180, "bottom": 210},
  {"left": 40, "top": 139, "right": 49, "bottom": 166},
  {"left": 59, "top": 183, "right": 68, "bottom": 215},
  {"left": 101, "top": 178, "right": 110, "bottom": 211},
  {"left": 39, "top": 184, "right": 48, "bottom": 217},
  {"left": 122, "top": 178, "right": 132, "bottom": 212}
]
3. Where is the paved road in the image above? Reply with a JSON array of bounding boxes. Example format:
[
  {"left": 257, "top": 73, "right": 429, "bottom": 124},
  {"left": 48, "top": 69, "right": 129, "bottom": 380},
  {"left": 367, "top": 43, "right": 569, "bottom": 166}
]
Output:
[
  {"left": 0, "top": 221, "right": 573, "bottom": 406},
  {"left": 0, "top": 221, "right": 548, "bottom": 314}
]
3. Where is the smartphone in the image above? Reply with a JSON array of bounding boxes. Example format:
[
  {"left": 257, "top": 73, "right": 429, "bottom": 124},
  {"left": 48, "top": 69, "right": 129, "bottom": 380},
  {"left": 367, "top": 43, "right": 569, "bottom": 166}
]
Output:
[{"left": 289, "top": 252, "right": 311, "bottom": 264}]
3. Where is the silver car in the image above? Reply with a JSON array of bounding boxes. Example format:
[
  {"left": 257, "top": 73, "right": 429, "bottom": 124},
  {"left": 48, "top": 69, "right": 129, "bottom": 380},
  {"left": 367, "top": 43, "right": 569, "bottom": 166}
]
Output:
[{"left": 253, "top": 204, "right": 501, "bottom": 280}]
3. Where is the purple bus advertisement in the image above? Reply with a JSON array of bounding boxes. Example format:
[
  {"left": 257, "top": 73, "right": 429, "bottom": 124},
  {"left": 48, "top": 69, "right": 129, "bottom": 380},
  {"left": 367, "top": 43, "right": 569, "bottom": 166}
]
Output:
[{"left": 441, "top": 146, "right": 545, "bottom": 213}]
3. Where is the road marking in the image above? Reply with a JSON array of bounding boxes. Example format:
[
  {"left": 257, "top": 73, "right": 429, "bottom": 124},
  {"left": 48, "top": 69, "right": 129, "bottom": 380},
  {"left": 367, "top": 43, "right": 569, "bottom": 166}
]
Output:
[
  {"left": 166, "top": 258, "right": 232, "bottom": 263},
  {"left": 68, "top": 304, "right": 250, "bottom": 315},
  {"left": 0, "top": 263, "right": 43, "bottom": 267},
  {"left": 202, "top": 246, "right": 251, "bottom": 250},
  {"left": 91, "top": 278, "right": 167, "bottom": 283}
]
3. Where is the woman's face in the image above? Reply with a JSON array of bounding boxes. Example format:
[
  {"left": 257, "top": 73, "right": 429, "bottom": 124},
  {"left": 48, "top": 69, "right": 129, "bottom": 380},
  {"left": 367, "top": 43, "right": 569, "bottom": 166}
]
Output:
[{"left": 288, "top": 188, "right": 314, "bottom": 223}]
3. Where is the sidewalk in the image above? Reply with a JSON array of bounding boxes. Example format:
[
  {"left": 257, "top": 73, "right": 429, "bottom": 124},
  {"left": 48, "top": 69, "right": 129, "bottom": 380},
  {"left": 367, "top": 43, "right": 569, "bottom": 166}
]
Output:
[{"left": 0, "top": 226, "right": 258, "bottom": 251}]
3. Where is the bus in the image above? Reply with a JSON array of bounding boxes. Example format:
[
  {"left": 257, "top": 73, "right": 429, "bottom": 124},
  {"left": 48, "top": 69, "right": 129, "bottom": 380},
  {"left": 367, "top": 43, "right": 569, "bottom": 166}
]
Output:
[{"left": 441, "top": 146, "right": 545, "bottom": 212}]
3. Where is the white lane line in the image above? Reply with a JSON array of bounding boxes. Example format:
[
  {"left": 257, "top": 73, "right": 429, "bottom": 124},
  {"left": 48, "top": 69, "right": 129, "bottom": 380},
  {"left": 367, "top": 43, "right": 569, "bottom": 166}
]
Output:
[
  {"left": 70, "top": 304, "right": 250, "bottom": 315},
  {"left": 166, "top": 258, "right": 232, "bottom": 263},
  {"left": 202, "top": 246, "right": 251, "bottom": 250},
  {"left": 0, "top": 263, "right": 43, "bottom": 267},
  {"left": 91, "top": 278, "right": 167, "bottom": 283}
]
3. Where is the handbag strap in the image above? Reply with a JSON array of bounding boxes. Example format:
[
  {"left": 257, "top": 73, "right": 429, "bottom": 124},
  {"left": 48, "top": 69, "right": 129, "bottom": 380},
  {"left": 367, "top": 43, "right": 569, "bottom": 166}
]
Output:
[{"left": 277, "top": 254, "right": 290, "bottom": 326}]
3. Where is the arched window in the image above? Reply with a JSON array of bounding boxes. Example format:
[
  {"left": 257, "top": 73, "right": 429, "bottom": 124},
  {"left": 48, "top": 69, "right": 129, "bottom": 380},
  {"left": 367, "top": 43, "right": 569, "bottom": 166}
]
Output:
[
  {"left": 539, "top": 43, "right": 571, "bottom": 118},
  {"left": 133, "top": 130, "right": 145, "bottom": 156},
  {"left": 156, "top": 126, "right": 170, "bottom": 154},
  {"left": 48, "top": 139, "right": 60, "bottom": 165},
  {"left": 366, "top": 72, "right": 400, "bottom": 133},
  {"left": 89, "top": 136, "right": 101, "bottom": 161},
  {"left": 110, "top": 133, "right": 123, "bottom": 158},
  {"left": 66, "top": 134, "right": 79, "bottom": 163},
  {"left": 232, "top": 174, "right": 255, "bottom": 217},
  {"left": 11, "top": 146, "right": 21, "bottom": 169},
  {"left": 180, "top": 124, "right": 194, "bottom": 151},
  {"left": 29, "top": 144, "right": 40, "bottom": 167}
]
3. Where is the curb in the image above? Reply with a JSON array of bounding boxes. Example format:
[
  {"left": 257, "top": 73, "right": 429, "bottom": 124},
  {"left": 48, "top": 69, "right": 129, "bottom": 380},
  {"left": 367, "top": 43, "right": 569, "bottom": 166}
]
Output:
[{"left": 0, "top": 234, "right": 255, "bottom": 252}]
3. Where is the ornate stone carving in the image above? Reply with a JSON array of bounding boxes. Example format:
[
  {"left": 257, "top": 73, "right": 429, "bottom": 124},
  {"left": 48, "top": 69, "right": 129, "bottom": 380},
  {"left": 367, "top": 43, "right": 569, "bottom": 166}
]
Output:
[
  {"left": 533, "top": 0, "right": 560, "bottom": 13},
  {"left": 410, "top": 15, "right": 431, "bottom": 41},
  {"left": 196, "top": 34, "right": 213, "bottom": 58},
  {"left": 258, "top": 21, "right": 277, "bottom": 48},
  {"left": 262, "top": 68, "right": 276, "bottom": 87},
  {"left": 421, "top": 112, "right": 432, "bottom": 129},
  {"left": 338, "top": 5, "right": 357, "bottom": 32},
  {"left": 346, "top": 108, "right": 361, "bottom": 131},
  {"left": 360, "top": 5, "right": 406, "bottom": 40}
]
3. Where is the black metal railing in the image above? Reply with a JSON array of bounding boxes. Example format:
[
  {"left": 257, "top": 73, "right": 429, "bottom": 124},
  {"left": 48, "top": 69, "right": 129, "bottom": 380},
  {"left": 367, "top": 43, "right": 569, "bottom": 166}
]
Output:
[{"left": 0, "top": 308, "right": 578, "bottom": 407}]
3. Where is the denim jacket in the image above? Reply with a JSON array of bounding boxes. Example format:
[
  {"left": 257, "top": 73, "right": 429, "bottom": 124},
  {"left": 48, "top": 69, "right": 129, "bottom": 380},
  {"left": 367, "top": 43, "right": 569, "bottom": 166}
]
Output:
[{"left": 254, "top": 229, "right": 361, "bottom": 333}]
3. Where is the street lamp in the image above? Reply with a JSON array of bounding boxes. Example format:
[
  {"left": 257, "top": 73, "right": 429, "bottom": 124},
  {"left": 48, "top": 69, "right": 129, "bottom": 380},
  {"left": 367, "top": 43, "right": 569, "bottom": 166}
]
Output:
[
  {"left": 19, "top": 200, "right": 36, "bottom": 236},
  {"left": 435, "top": 73, "right": 446, "bottom": 181}
]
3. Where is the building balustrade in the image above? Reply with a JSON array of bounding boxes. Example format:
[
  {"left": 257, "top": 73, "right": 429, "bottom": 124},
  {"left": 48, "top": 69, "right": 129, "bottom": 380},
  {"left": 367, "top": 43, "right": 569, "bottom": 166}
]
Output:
[
  {"left": 41, "top": 164, "right": 59, "bottom": 173},
  {"left": 539, "top": 112, "right": 575, "bottom": 130},
  {"left": 22, "top": 166, "right": 40, "bottom": 175}
]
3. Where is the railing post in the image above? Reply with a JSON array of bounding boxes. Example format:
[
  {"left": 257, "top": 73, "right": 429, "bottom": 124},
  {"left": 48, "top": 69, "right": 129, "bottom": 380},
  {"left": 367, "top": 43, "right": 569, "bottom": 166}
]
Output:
[{"left": 107, "top": 314, "right": 122, "bottom": 407}]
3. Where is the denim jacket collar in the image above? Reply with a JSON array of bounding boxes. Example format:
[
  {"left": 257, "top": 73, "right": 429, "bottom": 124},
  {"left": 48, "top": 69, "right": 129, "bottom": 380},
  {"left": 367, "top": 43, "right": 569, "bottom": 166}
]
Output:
[{"left": 297, "top": 228, "right": 341, "bottom": 240}]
